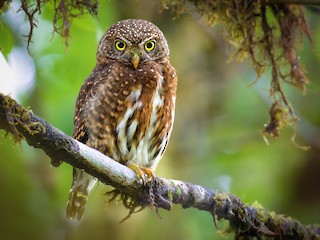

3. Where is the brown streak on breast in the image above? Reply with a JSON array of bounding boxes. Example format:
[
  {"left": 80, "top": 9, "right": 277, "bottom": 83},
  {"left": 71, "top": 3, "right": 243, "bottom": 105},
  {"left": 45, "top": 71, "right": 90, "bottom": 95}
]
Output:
[{"left": 74, "top": 58, "right": 177, "bottom": 167}]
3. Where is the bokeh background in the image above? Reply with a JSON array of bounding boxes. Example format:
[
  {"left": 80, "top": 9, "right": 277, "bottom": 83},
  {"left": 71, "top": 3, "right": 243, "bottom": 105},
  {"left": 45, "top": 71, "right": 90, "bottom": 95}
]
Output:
[{"left": 1, "top": 1, "right": 320, "bottom": 239}]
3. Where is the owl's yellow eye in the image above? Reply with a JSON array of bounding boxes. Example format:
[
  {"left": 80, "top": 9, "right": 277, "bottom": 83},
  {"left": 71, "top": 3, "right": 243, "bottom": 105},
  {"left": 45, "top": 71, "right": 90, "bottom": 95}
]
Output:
[
  {"left": 115, "top": 40, "right": 126, "bottom": 51},
  {"left": 145, "top": 40, "right": 155, "bottom": 51}
]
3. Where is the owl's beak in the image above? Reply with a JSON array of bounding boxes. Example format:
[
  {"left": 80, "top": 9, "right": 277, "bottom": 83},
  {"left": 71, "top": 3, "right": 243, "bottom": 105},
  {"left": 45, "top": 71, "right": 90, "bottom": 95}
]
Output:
[{"left": 130, "top": 53, "right": 140, "bottom": 69}]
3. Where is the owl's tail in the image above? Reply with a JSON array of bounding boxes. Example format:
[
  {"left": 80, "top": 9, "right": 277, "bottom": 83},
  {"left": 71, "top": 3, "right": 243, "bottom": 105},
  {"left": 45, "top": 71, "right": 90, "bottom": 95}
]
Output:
[{"left": 66, "top": 169, "right": 97, "bottom": 220}]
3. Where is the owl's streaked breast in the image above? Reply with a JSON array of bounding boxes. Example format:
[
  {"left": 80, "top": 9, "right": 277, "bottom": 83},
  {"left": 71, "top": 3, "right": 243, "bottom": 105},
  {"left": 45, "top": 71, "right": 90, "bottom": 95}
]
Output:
[{"left": 84, "top": 60, "right": 177, "bottom": 170}]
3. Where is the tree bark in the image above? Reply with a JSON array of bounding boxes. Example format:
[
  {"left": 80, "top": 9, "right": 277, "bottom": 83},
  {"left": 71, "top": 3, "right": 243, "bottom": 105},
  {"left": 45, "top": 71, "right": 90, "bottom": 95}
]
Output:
[
  {"left": 0, "top": 93, "right": 319, "bottom": 239},
  {"left": 268, "top": 0, "right": 320, "bottom": 5}
]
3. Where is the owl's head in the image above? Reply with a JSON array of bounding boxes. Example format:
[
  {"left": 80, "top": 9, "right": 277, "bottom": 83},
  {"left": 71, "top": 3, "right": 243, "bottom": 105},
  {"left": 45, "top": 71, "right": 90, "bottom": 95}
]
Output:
[{"left": 97, "top": 19, "right": 170, "bottom": 69}]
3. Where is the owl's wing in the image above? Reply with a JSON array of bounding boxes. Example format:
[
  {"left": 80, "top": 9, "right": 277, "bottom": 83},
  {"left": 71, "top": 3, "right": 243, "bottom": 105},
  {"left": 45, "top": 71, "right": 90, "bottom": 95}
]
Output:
[
  {"left": 67, "top": 63, "right": 110, "bottom": 220},
  {"left": 72, "top": 64, "right": 109, "bottom": 143}
]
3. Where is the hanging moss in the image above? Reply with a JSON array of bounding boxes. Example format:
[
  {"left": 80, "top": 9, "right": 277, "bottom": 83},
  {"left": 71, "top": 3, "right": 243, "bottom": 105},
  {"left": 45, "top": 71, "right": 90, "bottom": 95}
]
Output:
[
  {"left": 8, "top": 0, "right": 98, "bottom": 48},
  {"left": 1, "top": 0, "right": 313, "bottom": 144},
  {"left": 160, "top": 0, "right": 312, "bottom": 144},
  {"left": 0, "top": 0, "right": 10, "bottom": 13},
  {"left": 52, "top": 0, "right": 98, "bottom": 46}
]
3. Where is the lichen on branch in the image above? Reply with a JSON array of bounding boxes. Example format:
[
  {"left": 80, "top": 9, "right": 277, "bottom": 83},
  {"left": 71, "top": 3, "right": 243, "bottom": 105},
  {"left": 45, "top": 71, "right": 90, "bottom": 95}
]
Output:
[
  {"left": 0, "top": 93, "right": 45, "bottom": 142},
  {"left": 1, "top": 93, "right": 320, "bottom": 239}
]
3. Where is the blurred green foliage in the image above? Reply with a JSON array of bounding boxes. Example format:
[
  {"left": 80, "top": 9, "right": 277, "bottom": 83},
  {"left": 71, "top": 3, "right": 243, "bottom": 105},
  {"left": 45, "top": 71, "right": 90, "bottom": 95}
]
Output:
[{"left": 0, "top": 1, "right": 320, "bottom": 240}]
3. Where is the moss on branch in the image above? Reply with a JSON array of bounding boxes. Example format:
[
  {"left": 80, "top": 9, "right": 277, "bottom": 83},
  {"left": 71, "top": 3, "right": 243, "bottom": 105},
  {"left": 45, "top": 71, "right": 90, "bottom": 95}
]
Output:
[
  {"left": 1, "top": 93, "right": 319, "bottom": 239},
  {"left": 0, "top": 93, "right": 45, "bottom": 142}
]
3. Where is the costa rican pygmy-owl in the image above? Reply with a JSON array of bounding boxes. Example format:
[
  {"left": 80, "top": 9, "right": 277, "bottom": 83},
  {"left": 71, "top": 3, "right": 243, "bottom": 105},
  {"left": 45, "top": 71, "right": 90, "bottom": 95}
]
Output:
[{"left": 66, "top": 19, "right": 177, "bottom": 220}]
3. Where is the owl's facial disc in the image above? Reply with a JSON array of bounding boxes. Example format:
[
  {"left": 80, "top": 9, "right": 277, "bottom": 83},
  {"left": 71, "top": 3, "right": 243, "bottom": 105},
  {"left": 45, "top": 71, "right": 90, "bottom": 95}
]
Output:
[
  {"left": 97, "top": 19, "right": 170, "bottom": 65},
  {"left": 113, "top": 37, "right": 162, "bottom": 69}
]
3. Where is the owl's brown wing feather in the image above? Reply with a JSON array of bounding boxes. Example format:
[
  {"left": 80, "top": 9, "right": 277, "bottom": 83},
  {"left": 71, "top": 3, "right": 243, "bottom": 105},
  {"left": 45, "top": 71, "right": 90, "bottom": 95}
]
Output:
[
  {"left": 67, "top": 63, "right": 113, "bottom": 220},
  {"left": 72, "top": 63, "right": 110, "bottom": 143}
]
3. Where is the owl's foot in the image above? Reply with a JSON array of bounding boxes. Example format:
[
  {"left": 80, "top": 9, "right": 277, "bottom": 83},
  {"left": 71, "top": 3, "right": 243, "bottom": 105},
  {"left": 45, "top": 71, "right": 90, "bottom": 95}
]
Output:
[{"left": 128, "top": 162, "right": 155, "bottom": 185}]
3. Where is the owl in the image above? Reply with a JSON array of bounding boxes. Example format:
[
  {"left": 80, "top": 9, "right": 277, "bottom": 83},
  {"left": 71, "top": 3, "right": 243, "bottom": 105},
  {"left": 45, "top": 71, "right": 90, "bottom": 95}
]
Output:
[{"left": 66, "top": 19, "right": 177, "bottom": 220}]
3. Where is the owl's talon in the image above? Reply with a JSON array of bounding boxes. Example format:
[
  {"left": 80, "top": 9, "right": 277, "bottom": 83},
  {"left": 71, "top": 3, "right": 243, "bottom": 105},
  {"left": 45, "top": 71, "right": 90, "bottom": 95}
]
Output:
[{"left": 128, "top": 162, "right": 154, "bottom": 185}]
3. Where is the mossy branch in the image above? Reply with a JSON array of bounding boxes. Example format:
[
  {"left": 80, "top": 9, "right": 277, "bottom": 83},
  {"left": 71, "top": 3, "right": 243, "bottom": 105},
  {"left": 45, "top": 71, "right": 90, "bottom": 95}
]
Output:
[{"left": 1, "top": 93, "right": 319, "bottom": 239}]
